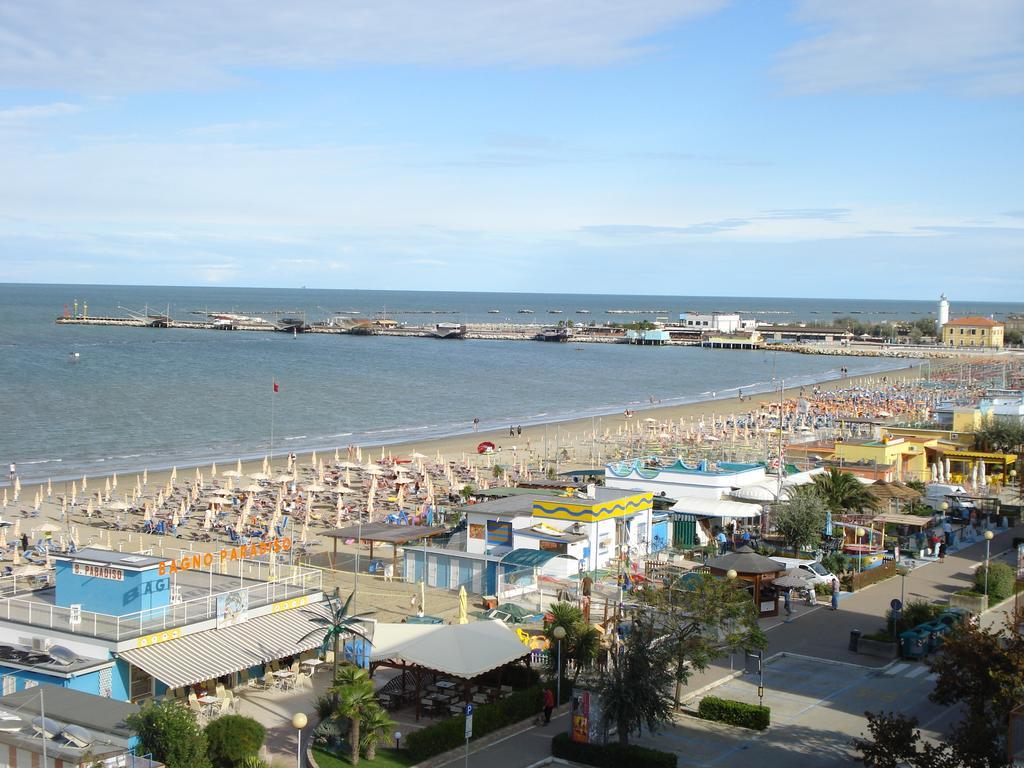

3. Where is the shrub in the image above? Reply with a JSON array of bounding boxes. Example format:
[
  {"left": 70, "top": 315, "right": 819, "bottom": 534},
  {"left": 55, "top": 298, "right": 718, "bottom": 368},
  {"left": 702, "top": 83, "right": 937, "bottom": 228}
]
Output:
[
  {"left": 126, "top": 701, "right": 210, "bottom": 768},
  {"left": 312, "top": 720, "right": 343, "bottom": 750},
  {"left": 697, "top": 696, "right": 770, "bottom": 731},
  {"left": 403, "top": 685, "right": 545, "bottom": 762},
  {"left": 975, "top": 561, "right": 1016, "bottom": 602},
  {"left": 550, "top": 732, "right": 676, "bottom": 768},
  {"left": 886, "top": 599, "right": 943, "bottom": 633},
  {"left": 204, "top": 716, "right": 266, "bottom": 768}
]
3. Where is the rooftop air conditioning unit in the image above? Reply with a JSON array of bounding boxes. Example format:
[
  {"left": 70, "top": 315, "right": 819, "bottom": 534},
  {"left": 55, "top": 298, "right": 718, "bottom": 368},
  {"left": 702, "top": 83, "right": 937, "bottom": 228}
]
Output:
[{"left": 31, "top": 638, "right": 51, "bottom": 652}]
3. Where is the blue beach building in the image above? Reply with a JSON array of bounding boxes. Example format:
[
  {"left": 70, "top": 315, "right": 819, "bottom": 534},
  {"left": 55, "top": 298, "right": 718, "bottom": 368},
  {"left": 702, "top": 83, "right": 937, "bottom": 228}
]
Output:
[{"left": 0, "top": 545, "right": 331, "bottom": 702}]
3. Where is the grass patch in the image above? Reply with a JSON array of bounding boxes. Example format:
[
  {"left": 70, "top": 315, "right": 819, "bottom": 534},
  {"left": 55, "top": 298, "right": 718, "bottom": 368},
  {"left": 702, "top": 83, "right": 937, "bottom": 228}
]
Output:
[{"left": 312, "top": 747, "right": 414, "bottom": 768}]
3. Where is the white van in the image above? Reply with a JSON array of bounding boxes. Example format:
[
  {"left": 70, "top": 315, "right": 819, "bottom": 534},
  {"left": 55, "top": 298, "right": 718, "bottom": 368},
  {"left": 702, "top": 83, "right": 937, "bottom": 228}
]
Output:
[{"left": 771, "top": 557, "right": 837, "bottom": 587}]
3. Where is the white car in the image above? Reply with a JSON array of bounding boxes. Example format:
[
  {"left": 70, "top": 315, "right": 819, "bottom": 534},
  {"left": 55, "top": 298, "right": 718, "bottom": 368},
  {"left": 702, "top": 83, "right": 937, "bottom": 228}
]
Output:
[{"left": 771, "top": 557, "right": 837, "bottom": 587}]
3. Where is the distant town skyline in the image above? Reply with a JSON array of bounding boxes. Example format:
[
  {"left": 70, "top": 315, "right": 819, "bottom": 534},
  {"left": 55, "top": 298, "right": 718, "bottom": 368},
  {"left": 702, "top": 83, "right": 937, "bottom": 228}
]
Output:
[{"left": 1, "top": 2, "right": 1022, "bottom": 299}]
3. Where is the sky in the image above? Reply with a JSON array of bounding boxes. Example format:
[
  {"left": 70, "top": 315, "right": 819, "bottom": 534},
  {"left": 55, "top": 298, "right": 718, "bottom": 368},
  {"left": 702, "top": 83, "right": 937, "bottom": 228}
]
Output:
[{"left": 0, "top": 1, "right": 1022, "bottom": 299}]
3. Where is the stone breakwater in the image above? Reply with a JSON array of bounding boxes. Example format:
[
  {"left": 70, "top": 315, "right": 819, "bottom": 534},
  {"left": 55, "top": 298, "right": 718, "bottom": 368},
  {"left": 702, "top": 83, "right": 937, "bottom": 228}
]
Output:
[{"left": 778, "top": 343, "right": 1015, "bottom": 359}]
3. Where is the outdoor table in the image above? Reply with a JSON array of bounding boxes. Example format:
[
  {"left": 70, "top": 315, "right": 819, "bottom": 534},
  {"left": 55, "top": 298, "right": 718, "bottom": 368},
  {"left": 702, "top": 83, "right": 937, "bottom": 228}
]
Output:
[
  {"left": 272, "top": 670, "right": 295, "bottom": 690},
  {"left": 300, "top": 659, "right": 324, "bottom": 673},
  {"left": 436, "top": 680, "right": 457, "bottom": 690},
  {"left": 197, "top": 695, "right": 219, "bottom": 715}
]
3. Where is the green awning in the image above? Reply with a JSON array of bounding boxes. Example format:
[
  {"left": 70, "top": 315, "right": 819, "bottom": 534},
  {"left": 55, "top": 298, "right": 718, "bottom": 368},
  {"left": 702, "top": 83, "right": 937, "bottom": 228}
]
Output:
[{"left": 499, "top": 549, "right": 563, "bottom": 568}]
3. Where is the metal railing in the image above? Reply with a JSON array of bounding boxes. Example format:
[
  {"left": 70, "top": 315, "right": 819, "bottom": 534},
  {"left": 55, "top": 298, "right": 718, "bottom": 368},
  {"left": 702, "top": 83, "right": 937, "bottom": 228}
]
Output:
[{"left": 0, "top": 560, "right": 322, "bottom": 641}]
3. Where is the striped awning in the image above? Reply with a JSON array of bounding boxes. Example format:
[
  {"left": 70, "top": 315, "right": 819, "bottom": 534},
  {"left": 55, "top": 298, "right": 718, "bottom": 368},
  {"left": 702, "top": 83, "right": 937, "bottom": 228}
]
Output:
[{"left": 118, "top": 602, "right": 331, "bottom": 690}]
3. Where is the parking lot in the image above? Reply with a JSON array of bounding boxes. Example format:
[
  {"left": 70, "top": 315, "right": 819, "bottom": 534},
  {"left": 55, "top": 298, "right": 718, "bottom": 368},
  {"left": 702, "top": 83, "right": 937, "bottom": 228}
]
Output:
[{"left": 638, "top": 653, "right": 957, "bottom": 768}]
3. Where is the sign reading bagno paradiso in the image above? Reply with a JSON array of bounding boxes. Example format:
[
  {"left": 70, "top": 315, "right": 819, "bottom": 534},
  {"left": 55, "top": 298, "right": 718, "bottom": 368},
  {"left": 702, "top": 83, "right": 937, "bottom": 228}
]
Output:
[
  {"left": 72, "top": 563, "right": 125, "bottom": 581},
  {"left": 157, "top": 536, "right": 293, "bottom": 576}
]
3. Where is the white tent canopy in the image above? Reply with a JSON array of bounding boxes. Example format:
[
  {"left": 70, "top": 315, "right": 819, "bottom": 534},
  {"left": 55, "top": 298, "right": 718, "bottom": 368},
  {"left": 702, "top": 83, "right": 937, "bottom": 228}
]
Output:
[
  {"left": 669, "top": 496, "right": 762, "bottom": 518},
  {"left": 368, "top": 620, "right": 529, "bottom": 678},
  {"left": 730, "top": 483, "right": 789, "bottom": 502}
]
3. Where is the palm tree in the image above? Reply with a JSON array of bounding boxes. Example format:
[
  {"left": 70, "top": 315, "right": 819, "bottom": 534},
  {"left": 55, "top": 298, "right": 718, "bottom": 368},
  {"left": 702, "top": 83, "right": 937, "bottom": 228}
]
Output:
[
  {"left": 300, "top": 589, "right": 371, "bottom": 681},
  {"left": 544, "top": 602, "right": 598, "bottom": 686},
  {"left": 330, "top": 668, "right": 377, "bottom": 767},
  {"left": 358, "top": 705, "right": 395, "bottom": 761},
  {"left": 598, "top": 621, "right": 674, "bottom": 746},
  {"left": 812, "top": 467, "right": 879, "bottom": 514}
]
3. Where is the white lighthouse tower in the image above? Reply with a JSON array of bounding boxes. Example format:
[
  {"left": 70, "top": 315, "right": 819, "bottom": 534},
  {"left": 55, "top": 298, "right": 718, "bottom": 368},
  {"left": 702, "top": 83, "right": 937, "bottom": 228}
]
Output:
[{"left": 938, "top": 294, "right": 949, "bottom": 328}]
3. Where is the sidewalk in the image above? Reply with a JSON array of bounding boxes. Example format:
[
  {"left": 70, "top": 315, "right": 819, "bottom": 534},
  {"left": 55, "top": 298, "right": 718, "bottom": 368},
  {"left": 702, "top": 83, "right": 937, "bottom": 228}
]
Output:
[{"left": 679, "top": 523, "right": 1024, "bottom": 700}]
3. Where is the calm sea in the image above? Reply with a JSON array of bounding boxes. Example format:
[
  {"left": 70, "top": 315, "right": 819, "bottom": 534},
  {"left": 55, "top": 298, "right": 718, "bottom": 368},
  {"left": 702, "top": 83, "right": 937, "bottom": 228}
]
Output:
[{"left": 2, "top": 284, "right": 1019, "bottom": 484}]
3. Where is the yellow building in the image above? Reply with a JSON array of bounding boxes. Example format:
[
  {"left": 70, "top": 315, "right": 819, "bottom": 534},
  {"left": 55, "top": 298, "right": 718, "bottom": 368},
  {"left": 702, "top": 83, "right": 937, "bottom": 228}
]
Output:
[
  {"left": 833, "top": 436, "right": 931, "bottom": 483},
  {"left": 941, "top": 316, "right": 1004, "bottom": 348}
]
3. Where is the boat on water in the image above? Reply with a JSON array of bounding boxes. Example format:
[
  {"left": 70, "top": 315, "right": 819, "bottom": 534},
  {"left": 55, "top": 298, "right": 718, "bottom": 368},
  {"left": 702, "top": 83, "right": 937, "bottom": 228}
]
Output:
[
  {"left": 536, "top": 327, "right": 573, "bottom": 342},
  {"left": 274, "top": 317, "right": 306, "bottom": 333},
  {"left": 576, "top": 309, "right": 590, "bottom": 314},
  {"left": 431, "top": 322, "right": 466, "bottom": 339},
  {"left": 548, "top": 309, "right": 563, "bottom": 314},
  {"left": 68, "top": 352, "right": 80, "bottom": 364},
  {"left": 488, "top": 309, "right": 501, "bottom": 314},
  {"left": 518, "top": 309, "right": 534, "bottom": 314}
]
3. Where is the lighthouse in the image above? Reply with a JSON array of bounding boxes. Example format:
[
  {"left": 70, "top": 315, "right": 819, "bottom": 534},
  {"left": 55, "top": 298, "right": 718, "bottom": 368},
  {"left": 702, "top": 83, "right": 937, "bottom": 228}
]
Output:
[{"left": 938, "top": 294, "right": 949, "bottom": 327}]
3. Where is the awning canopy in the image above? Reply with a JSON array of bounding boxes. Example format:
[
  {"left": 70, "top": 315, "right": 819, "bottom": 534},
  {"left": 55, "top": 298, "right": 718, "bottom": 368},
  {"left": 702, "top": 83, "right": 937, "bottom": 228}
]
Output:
[
  {"left": 499, "top": 549, "right": 576, "bottom": 568},
  {"left": 323, "top": 523, "right": 447, "bottom": 545},
  {"left": 118, "top": 603, "right": 331, "bottom": 690},
  {"left": 872, "top": 513, "right": 933, "bottom": 528},
  {"left": 670, "top": 496, "right": 762, "bottom": 518},
  {"left": 369, "top": 620, "right": 529, "bottom": 679}
]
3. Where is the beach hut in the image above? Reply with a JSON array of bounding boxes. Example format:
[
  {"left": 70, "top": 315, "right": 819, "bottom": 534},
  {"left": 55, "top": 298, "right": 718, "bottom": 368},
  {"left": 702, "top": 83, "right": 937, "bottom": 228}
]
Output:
[{"left": 704, "top": 545, "right": 786, "bottom": 618}]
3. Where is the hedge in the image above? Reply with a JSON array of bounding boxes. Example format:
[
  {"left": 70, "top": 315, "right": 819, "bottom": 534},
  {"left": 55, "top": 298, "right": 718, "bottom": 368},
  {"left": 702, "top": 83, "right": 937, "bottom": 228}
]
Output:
[
  {"left": 403, "top": 684, "right": 545, "bottom": 762},
  {"left": 551, "top": 732, "right": 676, "bottom": 768},
  {"left": 697, "top": 696, "right": 770, "bottom": 731},
  {"left": 974, "top": 562, "right": 1016, "bottom": 602}
]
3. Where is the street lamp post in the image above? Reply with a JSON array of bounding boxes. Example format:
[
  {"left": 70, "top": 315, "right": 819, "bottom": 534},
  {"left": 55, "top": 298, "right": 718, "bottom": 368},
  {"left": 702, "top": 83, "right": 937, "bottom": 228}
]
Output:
[
  {"left": 856, "top": 528, "right": 866, "bottom": 572},
  {"left": 552, "top": 625, "right": 566, "bottom": 706},
  {"left": 984, "top": 530, "right": 994, "bottom": 601},
  {"left": 291, "top": 713, "right": 308, "bottom": 768}
]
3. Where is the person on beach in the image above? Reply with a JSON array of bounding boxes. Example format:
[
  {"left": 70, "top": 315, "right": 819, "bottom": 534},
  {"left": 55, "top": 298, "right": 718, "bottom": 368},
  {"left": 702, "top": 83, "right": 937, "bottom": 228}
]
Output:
[
  {"left": 516, "top": 425, "right": 522, "bottom": 436},
  {"left": 472, "top": 418, "right": 479, "bottom": 431},
  {"left": 7, "top": 462, "right": 14, "bottom": 482}
]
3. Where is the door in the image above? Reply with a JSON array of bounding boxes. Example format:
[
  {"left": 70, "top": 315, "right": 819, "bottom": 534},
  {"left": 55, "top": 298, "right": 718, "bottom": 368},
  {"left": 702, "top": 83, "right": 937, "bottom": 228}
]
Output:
[{"left": 435, "top": 556, "right": 450, "bottom": 589}]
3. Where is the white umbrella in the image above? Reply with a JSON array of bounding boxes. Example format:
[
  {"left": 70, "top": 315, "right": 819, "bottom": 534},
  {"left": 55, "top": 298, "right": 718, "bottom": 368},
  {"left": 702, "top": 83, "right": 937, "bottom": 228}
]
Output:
[
  {"left": 35, "top": 522, "right": 62, "bottom": 534},
  {"left": 46, "top": 478, "right": 52, "bottom": 498},
  {"left": 249, "top": 472, "right": 270, "bottom": 481},
  {"left": 238, "top": 483, "right": 264, "bottom": 493},
  {"left": 272, "top": 474, "right": 294, "bottom": 483},
  {"left": 303, "top": 483, "right": 328, "bottom": 493},
  {"left": 222, "top": 470, "right": 243, "bottom": 478},
  {"left": 311, "top": 451, "right": 318, "bottom": 467},
  {"left": 211, "top": 462, "right": 218, "bottom": 477},
  {"left": 106, "top": 500, "right": 131, "bottom": 511},
  {"left": 209, "top": 487, "right": 234, "bottom": 496}
]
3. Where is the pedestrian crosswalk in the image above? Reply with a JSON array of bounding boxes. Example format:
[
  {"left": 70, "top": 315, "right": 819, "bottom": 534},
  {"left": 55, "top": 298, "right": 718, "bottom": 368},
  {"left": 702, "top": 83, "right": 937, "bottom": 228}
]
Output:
[{"left": 882, "top": 662, "right": 938, "bottom": 681}]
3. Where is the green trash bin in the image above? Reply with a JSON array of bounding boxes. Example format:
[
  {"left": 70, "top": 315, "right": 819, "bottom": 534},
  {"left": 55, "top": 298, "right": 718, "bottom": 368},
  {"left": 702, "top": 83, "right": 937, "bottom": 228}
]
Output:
[
  {"left": 919, "top": 620, "right": 950, "bottom": 652},
  {"left": 938, "top": 609, "right": 967, "bottom": 628},
  {"left": 899, "top": 628, "right": 929, "bottom": 659}
]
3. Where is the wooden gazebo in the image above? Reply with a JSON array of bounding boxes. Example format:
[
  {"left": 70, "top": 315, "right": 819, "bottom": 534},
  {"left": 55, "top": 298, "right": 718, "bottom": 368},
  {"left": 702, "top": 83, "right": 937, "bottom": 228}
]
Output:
[{"left": 705, "top": 545, "right": 786, "bottom": 618}]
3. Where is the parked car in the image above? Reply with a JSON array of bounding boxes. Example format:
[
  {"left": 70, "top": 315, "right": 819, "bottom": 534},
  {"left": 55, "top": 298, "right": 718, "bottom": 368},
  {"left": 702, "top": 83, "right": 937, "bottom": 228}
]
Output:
[{"left": 771, "top": 557, "right": 838, "bottom": 587}]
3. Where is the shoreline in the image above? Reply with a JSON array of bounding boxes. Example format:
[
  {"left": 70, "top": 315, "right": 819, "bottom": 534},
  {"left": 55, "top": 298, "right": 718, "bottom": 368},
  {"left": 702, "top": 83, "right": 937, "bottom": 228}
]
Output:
[
  {"left": 5, "top": 361, "right": 925, "bottom": 497},
  {"left": 5, "top": 356, "right": 923, "bottom": 487}
]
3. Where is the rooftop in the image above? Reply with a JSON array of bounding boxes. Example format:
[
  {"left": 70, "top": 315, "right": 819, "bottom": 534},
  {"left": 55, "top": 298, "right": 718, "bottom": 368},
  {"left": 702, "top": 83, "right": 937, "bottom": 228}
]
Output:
[
  {"left": 52, "top": 547, "right": 167, "bottom": 570},
  {"left": 944, "top": 316, "right": 1003, "bottom": 328},
  {"left": 0, "top": 554, "right": 321, "bottom": 642},
  {"left": 0, "top": 687, "right": 139, "bottom": 740}
]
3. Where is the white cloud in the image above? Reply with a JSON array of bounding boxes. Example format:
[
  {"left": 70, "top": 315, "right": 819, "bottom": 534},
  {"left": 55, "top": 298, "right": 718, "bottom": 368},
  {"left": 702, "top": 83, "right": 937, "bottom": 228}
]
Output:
[
  {"left": 777, "top": 0, "right": 1024, "bottom": 94},
  {"left": 0, "top": 102, "right": 82, "bottom": 123},
  {"left": 0, "top": 1, "right": 725, "bottom": 92}
]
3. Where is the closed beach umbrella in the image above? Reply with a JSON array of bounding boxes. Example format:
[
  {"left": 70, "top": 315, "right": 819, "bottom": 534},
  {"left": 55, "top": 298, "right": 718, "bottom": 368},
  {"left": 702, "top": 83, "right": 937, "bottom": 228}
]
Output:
[
  {"left": 1, "top": 489, "right": 6, "bottom": 508},
  {"left": 367, "top": 474, "right": 377, "bottom": 519},
  {"left": 262, "top": 456, "right": 270, "bottom": 474},
  {"left": 12, "top": 477, "right": 19, "bottom": 501},
  {"left": 458, "top": 585, "right": 468, "bottom": 624},
  {"left": 46, "top": 478, "right": 52, "bottom": 498},
  {"left": 143, "top": 468, "right": 148, "bottom": 486},
  {"left": 171, "top": 466, "right": 177, "bottom": 482},
  {"left": 86, "top": 498, "right": 93, "bottom": 518},
  {"left": 81, "top": 475, "right": 88, "bottom": 491},
  {"left": 103, "top": 476, "right": 110, "bottom": 494},
  {"left": 112, "top": 472, "right": 118, "bottom": 489},
  {"left": 311, "top": 451, "right": 318, "bottom": 467}
]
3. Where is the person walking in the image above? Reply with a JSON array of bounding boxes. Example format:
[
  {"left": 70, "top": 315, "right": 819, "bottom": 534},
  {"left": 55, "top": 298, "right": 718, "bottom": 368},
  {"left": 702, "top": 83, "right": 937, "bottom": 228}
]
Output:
[
  {"left": 542, "top": 687, "right": 555, "bottom": 725},
  {"left": 7, "top": 462, "right": 14, "bottom": 483},
  {"left": 830, "top": 578, "right": 840, "bottom": 611},
  {"left": 784, "top": 589, "right": 792, "bottom": 617}
]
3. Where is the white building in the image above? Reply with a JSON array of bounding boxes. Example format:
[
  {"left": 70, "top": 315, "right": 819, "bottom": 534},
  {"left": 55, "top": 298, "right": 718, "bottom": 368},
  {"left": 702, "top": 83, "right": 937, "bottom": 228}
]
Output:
[
  {"left": 605, "top": 458, "right": 768, "bottom": 500},
  {"left": 678, "top": 312, "right": 754, "bottom": 333}
]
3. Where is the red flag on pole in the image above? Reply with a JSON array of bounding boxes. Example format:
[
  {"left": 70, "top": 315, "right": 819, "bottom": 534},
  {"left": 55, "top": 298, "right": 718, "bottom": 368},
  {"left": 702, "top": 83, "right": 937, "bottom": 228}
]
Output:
[{"left": 273, "top": 380, "right": 279, "bottom": 393}]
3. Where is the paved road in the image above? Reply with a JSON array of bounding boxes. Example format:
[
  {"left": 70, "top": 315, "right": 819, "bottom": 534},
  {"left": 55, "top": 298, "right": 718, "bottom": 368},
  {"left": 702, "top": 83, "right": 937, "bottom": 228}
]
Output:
[{"left": 453, "top": 524, "right": 1023, "bottom": 767}]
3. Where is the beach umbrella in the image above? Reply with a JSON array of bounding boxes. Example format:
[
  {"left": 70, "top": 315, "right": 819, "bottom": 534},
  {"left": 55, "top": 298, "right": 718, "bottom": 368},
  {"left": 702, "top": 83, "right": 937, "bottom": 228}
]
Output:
[
  {"left": 979, "top": 461, "right": 987, "bottom": 487},
  {"left": 303, "top": 483, "right": 328, "bottom": 493},
  {"left": 334, "top": 448, "right": 340, "bottom": 462},
  {"left": 46, "top": 478, "right": 52, "bottom": 498},
  {"left": 311, "top": 451, "right": 318, "bottom": 467},
  {"left": 395, "top": 483, "right": 406, "bottom": 509},
  {"left": 86, "top": 498, "right": 94, "bottom": 518},
  {"left": 203, "top": 508, "right": 213, "bottom": 530},
  {"left": 170, "top": 466, "right": 177, "bottom": 482},
  {"left": 272, "top": 473, "right": 293, "bottom": 483},
  {"left": 239, "top": 483, "right": 264, "bottom": 493},
  {"left": 262, "top": 456, "right": 270, "bottom": 474},
  {"left": 367, "top": 475, "right": 377, "bottom": 520},
  {"left": 33, "top": 490, "right": 40, "bottom": 512},
  {"left": 458, "top": 585, "right": 468, "bottom": 624},
  {"left": 107, "top": 500, "right": 130, "bottom": 511},
  {"left": 12, "top": 477, "right": 19, "bottom": 501},
  {"left": 222, "top": 469, "right": 242, "bottom": 478},
  {"left": 81, "top": 475, "right": 88, "bottom": 491},
  {"left": 0, "top": 527, "right": 6, "bottom": 548},
  {"left": 210, "top": 462, "right": 218, "bottom": 478},
  {"left": 249, "top": 472, "right": 270, "bottom": 481},
  {"left": 2, "top": 489, "right": 6, "bottom": 508},
  {"left": 104, "top": 477, "right": 111, "bottom": 494},
  {"left": 112, "top": 472, "right": 118, "bottom": 490}
]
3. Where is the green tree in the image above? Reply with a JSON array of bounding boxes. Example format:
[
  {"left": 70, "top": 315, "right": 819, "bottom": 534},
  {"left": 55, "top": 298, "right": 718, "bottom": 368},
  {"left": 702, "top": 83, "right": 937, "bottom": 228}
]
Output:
[
  {"left": 597, "top": 620, "right": 675, "bottom": 746},
  {"left": 300, "top": 589, "right": 371, "bottom": 681},
  {"left": 773, "top": 487, "right": 827, "bottom": 555},
  {"left": 853, "top": 711, "right": 960, "bottom": 768},
  {"left": 812, "top": 468, "right": 880, "bottom": 514},
  {"left": 975, "top": 416, "right": 1024, "bottom": 454},
  {"left": 545, "top": 602, "right": 600, "bottom": 688},
  {"left": 650, "top": 572, "right": 766, "bottom": 706},
  {"left": 358, "top": 705, "right": 395, "bottom": 761},
  {"left": 203, "top": 716, "right": 265, "bottom": 768},
  {"left": 126, "top": 701, "right": 210, "bottom": 768},
  {"left": 330, "top": 665, "right": 378, "bottom": 767}
]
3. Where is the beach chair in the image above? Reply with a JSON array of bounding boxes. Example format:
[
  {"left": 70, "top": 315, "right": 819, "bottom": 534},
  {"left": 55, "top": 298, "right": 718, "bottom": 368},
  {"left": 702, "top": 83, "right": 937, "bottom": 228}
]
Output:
[
  {"left": 289, "top": 660, "right": 300, "bottom": 674},
  {"left": 214, "top": 683, "right": 226, "bottom": 699},
  {"left": 223, "top": 689, "right": 238, "bottom": 713},
  {"left": 214, "top": 698, "right": 232, "bottom": 717}
]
